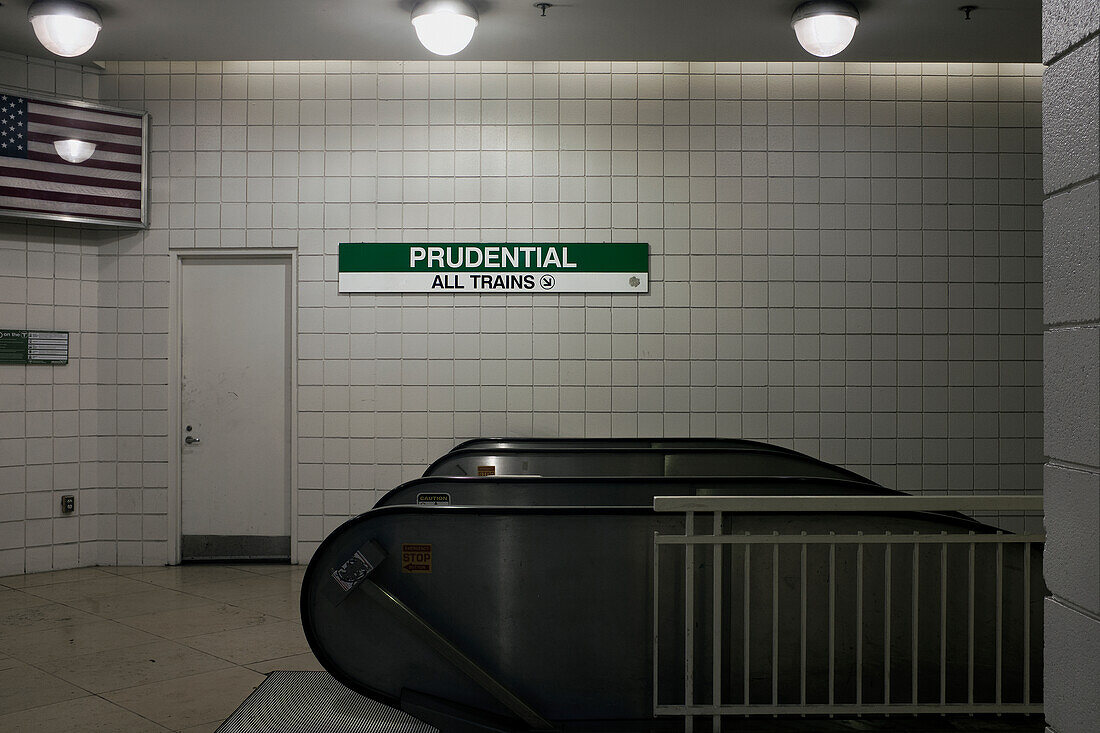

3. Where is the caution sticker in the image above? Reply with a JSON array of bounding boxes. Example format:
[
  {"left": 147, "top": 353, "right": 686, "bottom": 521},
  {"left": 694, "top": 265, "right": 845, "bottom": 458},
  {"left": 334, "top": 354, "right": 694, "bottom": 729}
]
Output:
[
  {"left": 417, "top": 492, "right": 451, "bottom": 506},
  {"left": 401, "top": 543, "right": 432, "bottom": 573},
  {"left": 477, "top": 465, "right": 495, "bottom": 477}
]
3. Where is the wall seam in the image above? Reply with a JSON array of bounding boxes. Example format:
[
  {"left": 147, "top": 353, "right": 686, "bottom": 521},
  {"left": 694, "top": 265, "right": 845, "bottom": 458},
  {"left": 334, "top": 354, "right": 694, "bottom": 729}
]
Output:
[
  {"left": 1047, "top": 595, "right": 1100, "bottom": 624},
  {"left": 1044, "top": 173, "right": 1100, "bottom": 200},
  {"left": 1044, "top": 322, "right": 1100, "bottom": 331},
  {"left": 1046, "top": 457, "right": 1100, "bottom": 473},
  {"left": 1044, "top": 29, "right": 1100, "bottom": 66}
]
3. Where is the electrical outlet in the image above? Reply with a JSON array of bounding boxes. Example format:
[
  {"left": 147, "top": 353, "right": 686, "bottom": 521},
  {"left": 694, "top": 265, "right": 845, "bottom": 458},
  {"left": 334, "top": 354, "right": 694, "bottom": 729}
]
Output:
[{"left": 61, "top": 495, "right": 75, "bottom": 513}]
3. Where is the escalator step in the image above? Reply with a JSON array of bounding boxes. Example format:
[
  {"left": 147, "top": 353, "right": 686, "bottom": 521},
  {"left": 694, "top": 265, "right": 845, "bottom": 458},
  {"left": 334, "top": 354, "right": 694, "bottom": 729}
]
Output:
[{"left": 217, "top": 670, "right": 438, "bottom": 733}]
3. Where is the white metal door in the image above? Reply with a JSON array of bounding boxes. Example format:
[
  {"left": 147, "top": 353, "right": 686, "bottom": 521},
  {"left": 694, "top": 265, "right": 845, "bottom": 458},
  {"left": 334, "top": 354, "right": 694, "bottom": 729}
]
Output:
[{"left": 179, "top": 256, "right": 291, "bottom": 560}]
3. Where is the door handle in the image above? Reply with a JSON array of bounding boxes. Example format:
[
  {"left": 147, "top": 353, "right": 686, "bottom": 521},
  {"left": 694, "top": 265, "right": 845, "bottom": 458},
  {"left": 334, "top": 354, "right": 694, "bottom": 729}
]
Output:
[{"left": 184, "top": 435, "right": 201, "bottom": 445}]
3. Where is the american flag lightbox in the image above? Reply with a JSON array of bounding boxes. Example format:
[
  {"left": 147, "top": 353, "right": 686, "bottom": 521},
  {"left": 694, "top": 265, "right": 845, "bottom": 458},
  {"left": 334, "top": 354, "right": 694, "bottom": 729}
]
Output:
[{"left": 0, "top": 88, "right": 149, "bottom": 229}]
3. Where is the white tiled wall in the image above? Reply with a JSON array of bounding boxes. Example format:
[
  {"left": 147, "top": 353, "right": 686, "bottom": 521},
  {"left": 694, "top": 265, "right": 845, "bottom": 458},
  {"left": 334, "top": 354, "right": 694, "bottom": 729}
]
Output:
[
  {"left": 0, "top": 57, "right": 1044, "bottom": 569},
  {"left": 0, "top": 54, "right": 118, "bottom": 574}
]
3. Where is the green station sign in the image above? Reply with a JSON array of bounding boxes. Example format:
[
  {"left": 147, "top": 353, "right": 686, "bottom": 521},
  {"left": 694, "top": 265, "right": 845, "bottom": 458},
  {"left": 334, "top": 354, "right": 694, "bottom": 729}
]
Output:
[{"left": 338, "top": 243, "right": 649, "bottom": 294}]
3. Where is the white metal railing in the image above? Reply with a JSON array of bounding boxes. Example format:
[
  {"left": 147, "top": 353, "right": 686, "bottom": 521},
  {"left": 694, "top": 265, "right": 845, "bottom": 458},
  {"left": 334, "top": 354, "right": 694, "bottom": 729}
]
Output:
[{"left": 652, "top": 495, "right": 1044, "bottom": 729}]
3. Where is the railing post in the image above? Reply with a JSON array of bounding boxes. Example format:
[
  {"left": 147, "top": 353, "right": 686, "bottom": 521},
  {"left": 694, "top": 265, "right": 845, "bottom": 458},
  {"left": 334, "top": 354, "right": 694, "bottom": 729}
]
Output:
[
  {"left": 940, "top": 534, "right": 947, "bottom": 710},
  {"left": 912, "top": 532, "right": 919, "bottom": 707},
  {"left": 653, "top": 530, "right": 660, "bottom": 717},
  {"left": 968, "top": 532, "right": 976, "bottom": 708},
  {"left": 684, "top": 510, "right": 694, "bottom": 733},
  {"left": 885, "top": 531, "right": 892, "bottom": 709},
  {"left": 996, "top": 536, "right": 1003, "bottom": 707},
  {"left": 743, "top": 534, "right": 751, "bottom": 708},
  {"left": 856, "top": 531, "right": 864, "bottom": 709},
  {"left": 828, "top": 532, "right": 836, "bottom": 709},
  {"left": 800, "top": 531, "right": 807, "bottom": 710},
  {"left": 712, "top": 510, "right": 722, "bottom": 731},
  {"left": 1023, "top": 542, "right": 1031, "bottom": 706},
  {"left": 772, "top": 532, "right": 779, "bottom": 712}
]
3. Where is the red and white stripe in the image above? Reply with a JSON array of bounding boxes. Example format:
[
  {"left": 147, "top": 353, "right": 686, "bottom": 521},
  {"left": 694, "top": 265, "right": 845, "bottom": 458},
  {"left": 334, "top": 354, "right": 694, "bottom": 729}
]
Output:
[{"left": 0, "top": 98, "right": 144, "bottom": 225}]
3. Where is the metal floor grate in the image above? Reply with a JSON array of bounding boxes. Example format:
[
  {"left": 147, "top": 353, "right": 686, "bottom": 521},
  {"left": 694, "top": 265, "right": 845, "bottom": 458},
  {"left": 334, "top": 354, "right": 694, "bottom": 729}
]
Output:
[{"left": 217, "top": 670, "right": 438, "bottom": 733}]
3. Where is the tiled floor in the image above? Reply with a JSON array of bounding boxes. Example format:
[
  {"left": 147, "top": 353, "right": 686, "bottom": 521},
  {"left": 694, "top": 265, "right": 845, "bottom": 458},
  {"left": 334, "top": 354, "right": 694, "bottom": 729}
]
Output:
[{"left": 0, "top": 564, "right": 320, "bottom": 733}]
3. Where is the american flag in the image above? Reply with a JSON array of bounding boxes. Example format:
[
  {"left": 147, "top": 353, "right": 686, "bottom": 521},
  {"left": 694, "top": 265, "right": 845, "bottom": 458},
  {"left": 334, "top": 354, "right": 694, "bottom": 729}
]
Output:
[{"left": 0, "top": 92, "right": 146, "bottom": 227}]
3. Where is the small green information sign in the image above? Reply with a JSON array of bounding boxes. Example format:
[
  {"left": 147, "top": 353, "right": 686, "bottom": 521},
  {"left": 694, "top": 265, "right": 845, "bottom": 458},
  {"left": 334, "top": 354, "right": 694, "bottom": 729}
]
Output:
[
  {"left": 0, "top": 330, "right": 68, "bottom": 365},
  {"left": 338, "top": 243, "right": 648, "bottom": 294}
]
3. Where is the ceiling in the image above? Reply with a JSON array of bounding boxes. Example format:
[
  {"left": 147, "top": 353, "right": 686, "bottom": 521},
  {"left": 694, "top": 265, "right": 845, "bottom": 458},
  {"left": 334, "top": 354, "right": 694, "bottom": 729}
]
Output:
[{"left": 0, "top": 0, "right": 1041, "bottom": 62}]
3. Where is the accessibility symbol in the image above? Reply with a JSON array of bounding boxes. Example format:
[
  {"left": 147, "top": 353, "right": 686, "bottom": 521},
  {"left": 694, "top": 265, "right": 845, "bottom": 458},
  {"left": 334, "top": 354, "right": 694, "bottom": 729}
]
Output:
[{"left": 540, "top": 274, "right": 555, "bottom": 290}]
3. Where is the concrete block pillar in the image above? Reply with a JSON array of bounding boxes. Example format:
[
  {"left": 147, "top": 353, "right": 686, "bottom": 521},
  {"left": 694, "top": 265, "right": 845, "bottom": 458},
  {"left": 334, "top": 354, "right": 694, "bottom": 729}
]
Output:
[{"left": 1042, "top": 2, "right": 1100, "bottom": 732}]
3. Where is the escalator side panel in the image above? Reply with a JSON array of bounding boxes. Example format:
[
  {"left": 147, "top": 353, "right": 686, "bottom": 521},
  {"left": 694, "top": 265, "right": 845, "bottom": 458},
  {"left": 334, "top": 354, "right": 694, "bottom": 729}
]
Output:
[
  {"left": 302, "top": 506, "right": 1043, "bottom": 725},
  {"left": 426, "top": 448, "right": 876, "bottom": 486},
  {"left": 377, "top": 475, "right": 907, "bottom": 511}
]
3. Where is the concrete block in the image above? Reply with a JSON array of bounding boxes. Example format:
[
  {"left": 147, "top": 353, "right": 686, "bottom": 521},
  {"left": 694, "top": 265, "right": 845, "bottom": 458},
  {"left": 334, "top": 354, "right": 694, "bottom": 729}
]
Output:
[
  {"left": 1044, "top": 0, "right": 1100, "bottom": 62},
  {"left": 1044, "top": 181, "right": 1100, "bottom": 326},
  {"left": 1044, "top": 463, "right": 1100, "bottom": 615},
  {"left": 1043, "top": 38, "right": 1099, "bottom": 194},
  {"left": 1044, "top": 598, "right": 1100, "bottom": 733},
  {"left": 1044, "top": 326, "right": 1100, "bottom": 467}
]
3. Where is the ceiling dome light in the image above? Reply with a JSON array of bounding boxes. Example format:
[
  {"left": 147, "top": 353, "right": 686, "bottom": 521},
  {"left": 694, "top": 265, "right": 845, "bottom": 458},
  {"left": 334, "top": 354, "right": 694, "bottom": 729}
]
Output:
[
  {"left": 411, "top": 0, "right": 479, "bottom": 56},
  {"left": 791, "top": 1, "right": 860, "bottom": 57},
  {"left": 54, "top": 139, "right": 96, "bottom": 163},
  {"left": 28, "top": 0, "right": 102, "bottom": 58}
]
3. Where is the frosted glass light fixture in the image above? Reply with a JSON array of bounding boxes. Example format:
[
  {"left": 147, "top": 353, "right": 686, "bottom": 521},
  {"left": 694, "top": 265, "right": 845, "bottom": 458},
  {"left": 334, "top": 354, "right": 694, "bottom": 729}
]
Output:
[
  {"left": 411, "top": 0, "right": 479, "bottom": 56},
  {"left": 791, "top": 1, "right": 860, "bottom": 57},
  {"left": 28, "top": 0, "right": 102, "bottom": 58},
  {"left": 54, "top": 139, "right": 96, "bottom": 163}
]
